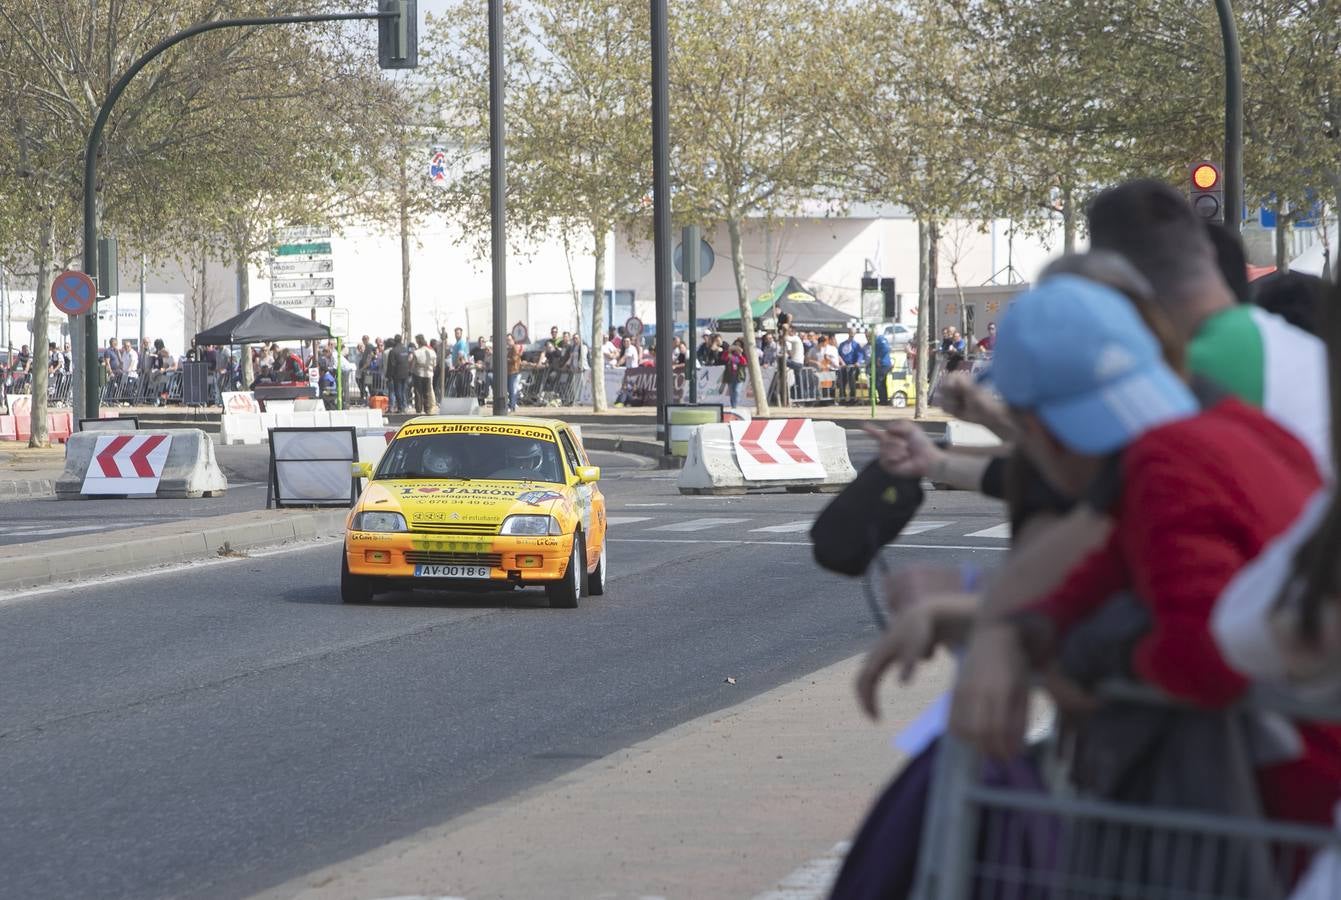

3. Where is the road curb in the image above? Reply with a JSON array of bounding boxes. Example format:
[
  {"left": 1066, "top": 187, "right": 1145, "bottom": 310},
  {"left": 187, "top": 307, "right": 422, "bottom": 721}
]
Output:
[
  {"left": 0, "top": 508, "right": 349, "bottom": 594},
  {"left": 0, "top": 478, "right": 57, "bottom": 501}
]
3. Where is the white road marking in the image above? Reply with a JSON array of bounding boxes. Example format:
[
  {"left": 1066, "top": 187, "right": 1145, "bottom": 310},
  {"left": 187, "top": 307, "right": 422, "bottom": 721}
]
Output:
[
  {"left": 610, "top": 537, "right": 1006, "bottom": 552},
  {"left": 649, "top": 517, "right": 749, "bottom": 532},
  {"left": 605, "top": 516, "right": 653, "bottom": 526},
  {"left": 753, "top": 842, "right": 851, "bottom": 900},
  {"left": 750, "top": 520, "right": 812, "bottom": 534},
  {"left": 898, "top": 520, "right": 952, "bottom": 536},
  {"left": 0, "top": 537, "right": 343, "bottom": 605},
  {"left": 622, "top": 502, "right": 669, "bottom": 508},
  {"left": 965, "top": 523, "right": 1012, "bottom": 539},
  {"left": 3, "top": 524, "right": 110, "bottom": 537}
]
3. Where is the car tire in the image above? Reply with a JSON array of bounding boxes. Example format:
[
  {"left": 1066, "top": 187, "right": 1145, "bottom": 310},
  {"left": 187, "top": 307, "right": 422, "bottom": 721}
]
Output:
[
  {"left": 892, "top": 391, "right": 908, "bottom": 409},
  {"left": 341, "top": 553, "right": 374, "bottom": 604},
  {"left": 547, "top": 534, "right": 583, "bottom": 609},
  {"left": 587, "top": 539, "right": 607, "bottom": 596}
]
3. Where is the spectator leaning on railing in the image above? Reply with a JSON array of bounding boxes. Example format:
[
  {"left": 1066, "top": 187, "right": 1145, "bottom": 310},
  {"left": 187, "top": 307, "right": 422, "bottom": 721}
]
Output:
[{"left": 941, "top": 277, "right": 1341, "bottom": 826}]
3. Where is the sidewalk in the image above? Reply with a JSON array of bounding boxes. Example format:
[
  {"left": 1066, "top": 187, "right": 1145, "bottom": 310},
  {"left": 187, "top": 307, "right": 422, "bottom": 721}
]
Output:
[
  {"left": 255, "top": 654, "right": 953, "bottom": 900},
  {"left": 0, "top": 445, "right": 64, "bottom": 500},
  {"left": 0, "top": 507, "right": 349, "bottom": 594}
]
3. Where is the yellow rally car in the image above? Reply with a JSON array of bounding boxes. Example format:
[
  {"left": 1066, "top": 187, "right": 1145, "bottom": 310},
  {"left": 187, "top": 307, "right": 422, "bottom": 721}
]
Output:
[{"left": 343, "top": 417, "right": 607, "bottom": 608}]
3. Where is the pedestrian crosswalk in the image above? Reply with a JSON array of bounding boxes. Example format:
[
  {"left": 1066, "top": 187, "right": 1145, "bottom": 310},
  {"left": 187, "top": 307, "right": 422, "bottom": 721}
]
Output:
[
  {"left": 649, "top": 517, "right": 750, "bottom": 533},
  {"left": 603, "top": 513, "right": 1010, "bottom": 542},
  {"left": 0, "top": 521, "right": 150, "bottom": 539}
]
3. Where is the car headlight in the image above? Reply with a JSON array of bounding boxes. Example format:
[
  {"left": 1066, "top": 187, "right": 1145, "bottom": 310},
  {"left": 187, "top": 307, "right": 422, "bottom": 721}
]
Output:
[
  {"left": 352, "top": 511, "right": 408, "bottom": 532},
  {"left": 500, "top": 514, "right": 561, "bottom": 536}
]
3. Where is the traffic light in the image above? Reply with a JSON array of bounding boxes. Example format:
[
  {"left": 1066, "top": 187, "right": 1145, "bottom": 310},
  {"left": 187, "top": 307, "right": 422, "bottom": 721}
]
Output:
[
  {"left": 1190, "top": 161, "right": 1223, "bottom": 224},
  {"left": 378, "top": 0, "right": 418, "bottom": 70}
]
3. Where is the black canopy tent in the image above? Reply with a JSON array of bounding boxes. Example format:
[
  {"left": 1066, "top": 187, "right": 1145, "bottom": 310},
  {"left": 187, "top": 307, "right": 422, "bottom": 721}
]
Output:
[
  {"left": 715, "top": 276, "right": 855, "bottom": 332},
  {"left": 194, "top": 302, "right": 331, "bottom": 345}
]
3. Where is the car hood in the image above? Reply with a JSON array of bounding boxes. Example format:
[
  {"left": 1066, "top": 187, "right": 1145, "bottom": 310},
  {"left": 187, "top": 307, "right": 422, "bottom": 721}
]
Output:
[{"left": 357, "top": 478, "right": 573, "bottom": 529}]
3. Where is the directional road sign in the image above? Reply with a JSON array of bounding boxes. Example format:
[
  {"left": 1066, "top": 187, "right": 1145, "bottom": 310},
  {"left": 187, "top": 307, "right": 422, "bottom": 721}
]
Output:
[
  {"left": 728, "top": 418, "right": 826, "bottom": 481},
  {"left": 51, "top": 270, "right": 97, "bottom": 316},
  {"left": 80, "top": 433, "right": 172, "bottom": 495},
  {"left": 271, "top": 258, "right": 334, "bottom": 276},
  {"left": 274, "top": 242, "right": 333, "bottom": 257},
  {"left": 272, "top": 278, "right": 335, "bottom": 293},
  {"left": 273, "top": 294, "right": 336, "bottom": 309}
]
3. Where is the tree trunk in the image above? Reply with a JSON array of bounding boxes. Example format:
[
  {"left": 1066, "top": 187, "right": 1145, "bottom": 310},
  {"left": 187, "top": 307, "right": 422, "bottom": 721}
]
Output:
[
  {"left": 236, "top": 254, "right": 254, "bottom": 388},
  {"left": 1061, "top": 186, "right": 1076, "bottom": 255},
  {"left": 913, "top": 218, "right": 931, "bottom": 419},
  {"left": 590, "top": 224, "right": 608, "bottom": 412},
  {"left": 1274, "top": 196, "right": 1289, "bottom": 273},
  {"left": 399, "top": 154, "right": 412, "bottom": 339},
  {"left": 196, "top": 244, "right": 209, "bottom": 338},
  {"left": 29, "top": 218, "right": 54, "bottom": 447},
  {"left": 1331, "top": 175, "right": 1341, "bottom": 282},
  {"left": 728, "top": 217, "right": 770, "bottom": 416}
]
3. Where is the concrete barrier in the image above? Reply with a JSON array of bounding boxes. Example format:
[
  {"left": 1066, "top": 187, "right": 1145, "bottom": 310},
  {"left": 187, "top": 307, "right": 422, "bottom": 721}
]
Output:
[
  {"left": 435, "top": 398, "right": 481, "bottom": 416},
  {"left": 943, "top": 419, "right": 1003, "bottom": 448},
  {"left": 221, "top": 412, "right": 265, "bottom": 445},
  {"left": 678, "top": 419, "right": 856, "bottom": 495},
  {"left": 677, "top": 423, "right": 747, "bottom": 495},
  {"left": 56, "top": 429, "right": 228, "bottom": 499},
  {"left": 805, "top": 421, "right": 858, "bottom": 492}
]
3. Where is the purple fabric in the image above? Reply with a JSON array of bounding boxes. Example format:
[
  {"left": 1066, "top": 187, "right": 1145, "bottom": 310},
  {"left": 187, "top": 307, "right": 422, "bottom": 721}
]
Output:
[{"left": 829, "top": 741, "right": 1057, "bottom": 900}]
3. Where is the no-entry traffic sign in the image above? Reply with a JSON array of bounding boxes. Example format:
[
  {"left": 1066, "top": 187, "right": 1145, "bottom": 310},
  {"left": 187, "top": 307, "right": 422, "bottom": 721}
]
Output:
[{"left": 51, "top": 270, "right": 96, "bottom": 316}]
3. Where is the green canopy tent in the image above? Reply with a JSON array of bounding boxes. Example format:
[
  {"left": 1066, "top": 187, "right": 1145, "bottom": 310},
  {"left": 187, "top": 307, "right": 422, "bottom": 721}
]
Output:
[{"left": 714, "top": 276, "right": 855, "bottom": 332}]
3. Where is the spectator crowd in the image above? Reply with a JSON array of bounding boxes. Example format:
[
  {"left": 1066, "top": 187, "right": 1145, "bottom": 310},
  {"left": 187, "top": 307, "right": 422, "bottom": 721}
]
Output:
[{"left": 832, "top": 179, "right": 1341, "bottom": 898}]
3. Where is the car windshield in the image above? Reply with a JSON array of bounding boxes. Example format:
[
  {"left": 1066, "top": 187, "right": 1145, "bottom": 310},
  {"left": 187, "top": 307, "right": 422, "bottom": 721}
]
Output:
[{"left": 376, "top": 432, "right": 566, "bottom": 484}]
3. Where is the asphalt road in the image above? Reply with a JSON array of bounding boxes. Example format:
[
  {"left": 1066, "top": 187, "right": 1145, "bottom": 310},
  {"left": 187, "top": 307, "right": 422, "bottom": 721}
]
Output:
[
  {"left": 0, "top": 448, "right": 1006, "bottom": 899},
  {"left": 0, "top": 446, "right": 649, "bottom": 547}
]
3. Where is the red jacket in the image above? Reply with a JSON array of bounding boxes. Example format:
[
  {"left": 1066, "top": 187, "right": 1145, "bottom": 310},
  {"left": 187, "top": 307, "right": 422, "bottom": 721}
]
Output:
[{"left": 1031, "top": 398, "right": 1341, "bottom": 825}]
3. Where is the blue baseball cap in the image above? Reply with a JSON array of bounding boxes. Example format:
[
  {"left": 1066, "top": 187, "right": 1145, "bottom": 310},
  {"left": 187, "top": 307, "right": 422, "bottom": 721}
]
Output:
[{"left": 989, "top": 275, "right": 1197, "bottom": 454}]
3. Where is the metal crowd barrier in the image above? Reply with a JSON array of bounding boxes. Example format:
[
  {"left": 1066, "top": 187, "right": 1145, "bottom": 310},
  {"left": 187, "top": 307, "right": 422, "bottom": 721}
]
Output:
[
  {"left": 912, "top": 682, "right": 1341, "bottom": 900},
  {"left": 3, "top": 370, "right": 73, "bottom": 406}
]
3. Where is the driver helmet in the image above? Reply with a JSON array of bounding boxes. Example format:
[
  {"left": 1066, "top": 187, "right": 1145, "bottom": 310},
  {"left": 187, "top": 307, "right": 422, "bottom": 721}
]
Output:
[
  {"left": 506, "top": 440, "right": 544, "bottom": 472},
  {"left": 423, "top": 444, "right": 462, "bottom": 477}
]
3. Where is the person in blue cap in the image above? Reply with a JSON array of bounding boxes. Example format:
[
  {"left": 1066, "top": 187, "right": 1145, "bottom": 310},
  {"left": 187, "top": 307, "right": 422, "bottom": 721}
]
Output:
[{"left": 930, "top": 275, "right": 1341, "bottom": 826}]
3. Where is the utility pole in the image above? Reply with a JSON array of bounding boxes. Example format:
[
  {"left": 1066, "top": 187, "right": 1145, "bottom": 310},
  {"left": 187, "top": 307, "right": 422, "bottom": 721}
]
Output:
[
  {"left": 1213, "top": 0, "right": 1243, "bottom": 234},
  {"left": 488, "top": 0, "right": 508, "bottom": 415},
  {"left": 651, "top": 0, "right": 673, "bottom": 453}
]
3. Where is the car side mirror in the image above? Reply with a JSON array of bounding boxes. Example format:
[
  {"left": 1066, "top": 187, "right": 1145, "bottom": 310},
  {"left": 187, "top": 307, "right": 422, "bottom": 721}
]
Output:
[
  {"left": 577, "top": 466, "right": 600, "bottom": 484},
  {"left": 352, "top": 461, "right": 374, "bottom": 479}
]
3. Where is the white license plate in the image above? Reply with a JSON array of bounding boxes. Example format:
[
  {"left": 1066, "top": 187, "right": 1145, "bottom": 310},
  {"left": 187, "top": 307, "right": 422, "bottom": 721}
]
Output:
[{"left": 413, "top": 564, "right": 492, "bottom": 579}]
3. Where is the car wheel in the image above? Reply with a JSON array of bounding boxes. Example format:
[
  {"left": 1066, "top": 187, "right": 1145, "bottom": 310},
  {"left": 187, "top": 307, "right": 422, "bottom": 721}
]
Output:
[
  {"left": 547, "top": 534, "right": 583, "bottom": 609},
  {"left": 891, "top": 392, "right": 908, "bottom": 409},
  {"left": 341, "top": 552, "right": 374, "bottom": 604},
  {"left": 587, "top": 539, "right": 607, "bottom": 596}
]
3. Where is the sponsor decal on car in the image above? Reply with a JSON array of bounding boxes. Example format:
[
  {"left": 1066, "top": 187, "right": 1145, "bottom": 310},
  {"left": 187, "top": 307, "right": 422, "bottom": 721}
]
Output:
[
  {"left": 518, "top": 490, "right": 564, "bottom": 507},
  {"left": 397, "top": 423, "right": 557, "bottom": 441}
]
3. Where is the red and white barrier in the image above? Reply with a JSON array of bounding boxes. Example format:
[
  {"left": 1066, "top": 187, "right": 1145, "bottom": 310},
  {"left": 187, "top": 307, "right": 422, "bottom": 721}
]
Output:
[
  {"left": 80, "top": 434, "right": 172, "bottom": 495},
  {"left": 728, "top": 419, "right": 827, "bottom": 481},
  {"left": 678, "top": 418, "right": 855, "bottom": 495}
]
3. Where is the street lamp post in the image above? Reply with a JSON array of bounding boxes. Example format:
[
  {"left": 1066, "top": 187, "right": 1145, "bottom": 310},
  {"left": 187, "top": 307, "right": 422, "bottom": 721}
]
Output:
[
  {"left": 488, "top": 0, "right": 508, "bottom": 415},
  {"left": 78, "top": 8, "right": 401, "bottom": 422},
  {"left": 1213, "top": 0, "right": 1243, "bottom": 234},
  {"left": 651, "top": 0, "right": 673, "bottom": 454}
]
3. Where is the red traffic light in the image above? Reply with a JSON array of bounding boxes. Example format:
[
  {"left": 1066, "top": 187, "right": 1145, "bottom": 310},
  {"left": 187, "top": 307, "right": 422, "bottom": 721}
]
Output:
[{"left": 1192, "top": 163, "right": 1220, "bottom": 190}]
